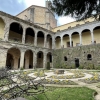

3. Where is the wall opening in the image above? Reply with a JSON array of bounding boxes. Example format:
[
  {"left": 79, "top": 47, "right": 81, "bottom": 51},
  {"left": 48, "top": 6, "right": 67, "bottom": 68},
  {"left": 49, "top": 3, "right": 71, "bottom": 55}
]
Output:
[
  {"left": 25, "top": 28, "right": 35, "bottom": 44},
  {"left": 9, "top": 22, "right": 23, "bottom": 43},
  {"left": 87, "top": 54, "right": 92, "bottom": 60},
  {"left": 75, "top": 58, "right": 79, "bottom": 68}
]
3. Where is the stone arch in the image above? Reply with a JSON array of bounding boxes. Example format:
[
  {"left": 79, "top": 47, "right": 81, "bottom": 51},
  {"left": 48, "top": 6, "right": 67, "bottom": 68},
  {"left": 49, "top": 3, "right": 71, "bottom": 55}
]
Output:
[
  {"left": 6, "top": 47, "right": 20, "bottom": 70},
  {"left": 25, "top": 27, "right": 35, "bottom": 44},
  {"left": 0, "top": 17, "right": 5, "bottom": 39},
  {"left": 9, "top": 22, "right": 23, "bottom": 42},
  {"left": 37, "top": 31, "right": 44, "bottom": 47},
  {"left": 55, "top": 36, "right": 61, "bottom": 49},
  {"left": 81, "top": 29, "right": 91, "bottom": 45},
  {"left": 63, "top": 34, "right": 69, "bottom": 48},
  {"left": 47, "top": 34, "right": 52, "bottom": 49},
  {"left": 37, "top": 51, "right": 43, "bottom": 68},
  {"left": 93, "top": 26, "right": 100, "bottom": 43},
  {"left": 72, "top": 32, "right": 80, "bottom": 47},
  {"left": 24, "top": 49, "right": 33, "bottom": 69}
]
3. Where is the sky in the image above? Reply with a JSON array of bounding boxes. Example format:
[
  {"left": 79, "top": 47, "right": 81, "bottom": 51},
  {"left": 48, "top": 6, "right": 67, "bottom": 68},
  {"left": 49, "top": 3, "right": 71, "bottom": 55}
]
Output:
[{"left": 0, "top": 0, "right": 75, "bottom": 26}]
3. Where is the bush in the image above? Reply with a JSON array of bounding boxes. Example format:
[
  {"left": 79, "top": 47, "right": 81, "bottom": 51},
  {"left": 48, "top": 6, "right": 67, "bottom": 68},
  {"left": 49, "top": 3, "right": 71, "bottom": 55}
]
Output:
[{"left": 46, "top": 62, "right": 50, "bottom": 70}]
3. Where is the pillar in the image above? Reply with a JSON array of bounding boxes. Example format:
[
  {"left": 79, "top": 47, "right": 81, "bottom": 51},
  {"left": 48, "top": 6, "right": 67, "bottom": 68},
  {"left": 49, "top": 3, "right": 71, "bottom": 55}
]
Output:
[
  {"left": 34, "top": 31, "right": 37, "bottom": 46},
  {"left": 4, "top": 24, "right": 10, "bottom": 41},
  {"left": 22, "top": 28, "right": 26, "bottom": 44},
  {"left": 61, "top": 36, "right": 63, "bottom": 48},
  {"left": 91, "top": 30, "right": 94, "bottom": 44},
  {"left": 33, "top": 52, "right": 37, "bottom": 69},
  {"left": 44, "top": 34, "right": 47, "bottom": 48},
  {"left": 52, "top": 37, "right": 55, "bottom": 49},
  {"left": 79, "top": 33, "right": 82, "bottom": 45},
  {"left": 69, "top": 35, "right": 72, "bottom": 47},
  {"left": 43, "top": 53, "right": 47, "bottom": 69},
  {"left": 20, "top": 51, "right": 25, "bottom": 69}
]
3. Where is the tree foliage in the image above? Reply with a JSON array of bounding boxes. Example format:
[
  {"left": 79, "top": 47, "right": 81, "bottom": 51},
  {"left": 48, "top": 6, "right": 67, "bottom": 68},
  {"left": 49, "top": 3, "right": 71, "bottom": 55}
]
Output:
[{"left": 51, "top": 0, "right": 100, "bottom": 20}]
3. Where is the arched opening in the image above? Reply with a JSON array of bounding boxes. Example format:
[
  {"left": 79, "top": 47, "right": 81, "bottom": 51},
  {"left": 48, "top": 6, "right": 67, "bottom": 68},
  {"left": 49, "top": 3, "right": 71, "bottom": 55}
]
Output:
[
  {"left": 37, "top": 31, "right": 44, "bottom": 47},
  {"left": 63, "top": 34, "right": 69, "bottom": 48},
  {"left": 75, "top": 58, "right": 79, "bottom": 68},
  {"left": 25, "top": 28, "right": 35, "bottom": 44},
  {"left": 82, "top": 29, "right": 91, "bottom": 45},
  {"left": 9, "top": 22, "right": 23, "bottom": 43},
  {"left": 87, "top": 54, "right": 92, "bottom": 60},
  {"left": 24, "top": 50, "right": 33, "bottom": 69},
  {"left": 72, "top": 32, "right": 80, "bottom": 47},
  {"left": 37, "top": 51, "right": 43, "bottom": 68},
  {"left": 64, "top": 56, "right": 67, "bottom": 61},
  {"left": 6, "top": 47, "right": 20, "bottom": 70},
  {"left": 47, "top": 52, "right": 52, "bottom": 68},
  {"left": 93, "top": 26, "right": 100, "bottom": 43},
  {"left": 47, "top": 34, "right": 52, "bottom": 49},
  {"left": 0, "top": 17, "right": 5, "bottom": 39},
  {"left": 55, "top": 36, "right": 61, "bottom": 49}
]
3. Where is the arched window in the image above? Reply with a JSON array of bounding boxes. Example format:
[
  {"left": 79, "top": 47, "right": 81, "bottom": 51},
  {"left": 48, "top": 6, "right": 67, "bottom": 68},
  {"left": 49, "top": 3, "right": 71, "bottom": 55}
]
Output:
[
  {"left": 87, "top": 54, "right": 92, "bottom": 60},
  {"left": 64, "top": 56, "right": 67, "bottom": 61}
]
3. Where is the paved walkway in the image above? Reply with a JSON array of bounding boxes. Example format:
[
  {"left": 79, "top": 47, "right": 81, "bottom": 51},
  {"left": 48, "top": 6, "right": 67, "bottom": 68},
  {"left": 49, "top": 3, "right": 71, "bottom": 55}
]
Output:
[{"left": 43, "top": 70, "right": 100, "bottom": 100}]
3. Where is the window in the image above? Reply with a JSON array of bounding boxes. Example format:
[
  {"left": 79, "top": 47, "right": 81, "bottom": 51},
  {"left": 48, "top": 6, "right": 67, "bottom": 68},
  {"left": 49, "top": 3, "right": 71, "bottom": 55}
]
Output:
[
  {"left": 64, "top": 56, "right": 67, "bottom": 61},
  {"left": 38, "top": 53, "right": 41, "bottom": 58},
  {"left": 87, "top": 54, "right": 92, "bottom": 60}
]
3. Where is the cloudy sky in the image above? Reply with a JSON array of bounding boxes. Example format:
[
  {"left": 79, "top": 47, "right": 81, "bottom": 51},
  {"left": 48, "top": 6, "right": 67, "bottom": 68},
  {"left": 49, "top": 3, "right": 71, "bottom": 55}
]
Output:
[{"left": 0, "top": 0, "right": 75, "bottom": 26}]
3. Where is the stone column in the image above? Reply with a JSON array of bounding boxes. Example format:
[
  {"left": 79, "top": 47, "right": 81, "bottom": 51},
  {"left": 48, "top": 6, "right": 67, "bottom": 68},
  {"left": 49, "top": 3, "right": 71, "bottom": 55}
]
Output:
[
  {"left": 91, "top": 30, "right": 94, "bottom": 44},
  {"left": 22, "top": 28, "right": 26, "bottom": 44},
  {"left": 61, "top": 36, "right": 63, "bottom": 48},
  {"left": 33, "top": 52, "right": 37, "bottom": 69},
  {"left": 44, "top": 34, "right": 47, "bottom": 48},
  {"left": 34, "top": 31, "right": 37, "bottom": 46},
  {"left": 4, "top": 24, "right": 10, "bottom": 41},
  {"left": 52, "top": 37, "right": 55, "bottom": 49},
  {"left": 79, "top": 33, "right": 82, "bottom": 45},
  {"left": 69, "top": 35, "right": 72, "bottom": 47},
  {"left": 43, "top": 53, "right": 47, "bottom": 69},
  {"left": 20, "top": 51, "right": 25, "bottom": 69},
  {"left": 13, "top": 56, "right": 19, "bottom": 70}
]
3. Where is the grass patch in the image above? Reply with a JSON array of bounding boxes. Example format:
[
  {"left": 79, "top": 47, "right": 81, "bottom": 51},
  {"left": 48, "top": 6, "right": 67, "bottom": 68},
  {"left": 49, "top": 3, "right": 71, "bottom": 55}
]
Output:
[{"left": 25, "top": 87, "right": 95, "bottom": 100}]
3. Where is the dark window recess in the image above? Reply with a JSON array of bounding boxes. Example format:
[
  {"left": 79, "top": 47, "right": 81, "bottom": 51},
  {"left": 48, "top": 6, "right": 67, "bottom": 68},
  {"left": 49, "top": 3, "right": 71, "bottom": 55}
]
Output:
[
  {"left": 64, "top": 57, "right": 67, "bottom": 61},
  {"left": 38, "top": 53, "right": 41, "bottom": 58},
  {"left": 87, "top": 54, "right": 92, "bottom": 60},
  {"left": 67, "top": 42, "right": 70, "bottom": 47},
  {"left": 50, "top": 55, "right": 52, "bottom": 62},
  {"left": 94, "top": 41, "right": 96, "bottom": 43}
]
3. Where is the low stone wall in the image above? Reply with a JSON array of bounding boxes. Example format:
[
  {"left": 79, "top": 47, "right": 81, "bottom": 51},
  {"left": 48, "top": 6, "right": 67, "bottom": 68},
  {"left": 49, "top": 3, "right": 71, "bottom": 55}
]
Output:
[{"left": 53, "top": 44, "right": 100, "bottom": 69}]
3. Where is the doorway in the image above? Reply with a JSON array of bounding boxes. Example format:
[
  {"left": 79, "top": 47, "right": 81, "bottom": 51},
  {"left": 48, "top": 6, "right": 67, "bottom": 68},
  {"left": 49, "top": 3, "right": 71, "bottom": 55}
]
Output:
[{"left": 75, "top": 58, "right": 79, "bottom": 68}]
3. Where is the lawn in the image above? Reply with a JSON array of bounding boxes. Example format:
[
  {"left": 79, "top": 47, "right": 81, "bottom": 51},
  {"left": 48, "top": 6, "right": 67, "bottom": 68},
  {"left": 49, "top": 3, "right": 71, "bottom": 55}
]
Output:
[{"left": 25, "top": 87, "right": 95, "bottom": 100}]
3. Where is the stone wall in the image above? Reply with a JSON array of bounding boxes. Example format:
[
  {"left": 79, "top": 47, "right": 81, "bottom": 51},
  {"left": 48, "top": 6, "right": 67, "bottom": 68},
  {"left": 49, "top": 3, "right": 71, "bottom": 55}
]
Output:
[{"left": 53, "top": 44, "right": 100, "bottom": 69}]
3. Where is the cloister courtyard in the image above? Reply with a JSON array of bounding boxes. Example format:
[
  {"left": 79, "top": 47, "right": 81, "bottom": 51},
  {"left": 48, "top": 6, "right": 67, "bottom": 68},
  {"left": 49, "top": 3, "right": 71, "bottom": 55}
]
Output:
[{"left": 0, "top": 68, "right": 100, "bottom": 100}]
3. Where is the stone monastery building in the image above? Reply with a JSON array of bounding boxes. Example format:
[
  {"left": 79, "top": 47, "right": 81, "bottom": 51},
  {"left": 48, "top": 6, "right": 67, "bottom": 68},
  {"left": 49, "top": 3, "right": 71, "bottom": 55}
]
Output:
[{"left": 0, "top": 1, "right": 100, "bottom": 69}]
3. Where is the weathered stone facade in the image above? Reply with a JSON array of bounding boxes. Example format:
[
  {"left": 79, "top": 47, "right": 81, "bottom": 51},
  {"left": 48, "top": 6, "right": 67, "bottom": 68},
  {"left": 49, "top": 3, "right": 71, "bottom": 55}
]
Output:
[{"left": 0, "top": 1, "right": 100, "bottom": 70}]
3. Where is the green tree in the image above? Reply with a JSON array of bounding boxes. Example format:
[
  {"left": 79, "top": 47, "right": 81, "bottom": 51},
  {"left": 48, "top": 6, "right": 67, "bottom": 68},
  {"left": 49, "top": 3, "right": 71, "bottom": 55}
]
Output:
[{"left": 51, "top": 0, "right": 100, "bottom": 20}]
